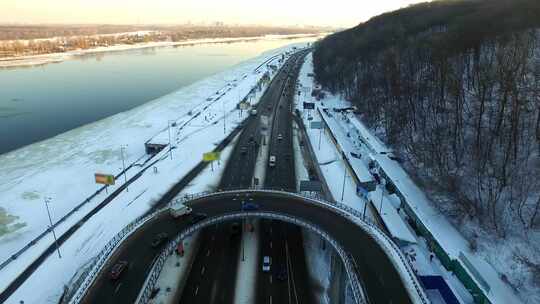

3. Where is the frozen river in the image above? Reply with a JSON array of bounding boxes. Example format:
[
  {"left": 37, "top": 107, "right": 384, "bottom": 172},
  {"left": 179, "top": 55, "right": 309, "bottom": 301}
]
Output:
[{"left": 0, "top": 36, "right": 316, "bottom": 155}]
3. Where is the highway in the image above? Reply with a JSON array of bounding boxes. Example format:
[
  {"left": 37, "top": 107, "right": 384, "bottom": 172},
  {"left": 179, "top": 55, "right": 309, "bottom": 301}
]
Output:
[
  {"left": 77, "top": 49, "right": 419, "bottom": 304},
  {"left": 178, "top": 50, "right": 309, "bottom": 304},
  {"left": 257, "top": 51, "right": 315, "bottom": 304}
]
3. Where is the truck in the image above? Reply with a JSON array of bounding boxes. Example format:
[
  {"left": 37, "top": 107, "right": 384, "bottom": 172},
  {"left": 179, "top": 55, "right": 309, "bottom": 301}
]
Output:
[{"left": 170, "top": 204, "right": 192, "bottom": 218}]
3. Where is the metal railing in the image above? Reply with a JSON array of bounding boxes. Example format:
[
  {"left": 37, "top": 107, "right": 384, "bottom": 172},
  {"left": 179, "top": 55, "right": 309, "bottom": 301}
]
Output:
[
  {"left": 64, "top": 209, "right": 164, "bottom": 304},
  {"left": 136, "top": 211, "right": 367, "bottom": 304},
  {"left": 65, "top": 189, "right": 429, "bottom": 304}
]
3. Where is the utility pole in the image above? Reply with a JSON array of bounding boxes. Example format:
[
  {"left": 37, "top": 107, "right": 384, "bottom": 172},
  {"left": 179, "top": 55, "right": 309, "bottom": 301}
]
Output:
[
  {"left": 223, "top": 98, "right": 226, "bottom": 134},
  {"left": 44, "top": 197, "right": 61, "bottom": 259},
  {"left": 318, "top": 125, "right": 323, "bottom": 150},
  {"left": 341, "top": 166, "right": 347, "bottom": 201},
  {"left": 121, "top": 145, "right": 128, "bottom": 192},
  {"left": 168, "top": 120, "right": 173, "bottom": 160},
  {"left": 379, "top": 182, "right": 385, "bottom": 214}
]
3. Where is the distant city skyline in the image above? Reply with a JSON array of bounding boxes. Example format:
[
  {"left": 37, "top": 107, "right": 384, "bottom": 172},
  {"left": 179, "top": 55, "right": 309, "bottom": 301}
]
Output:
[{"left": 1, "top": 0, "right": 430, "bottom": 28}]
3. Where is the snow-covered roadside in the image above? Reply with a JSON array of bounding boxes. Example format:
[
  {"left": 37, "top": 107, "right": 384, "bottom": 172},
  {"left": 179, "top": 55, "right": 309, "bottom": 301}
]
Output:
[
  {"left": 0, "top": 33, "right": 323, "bottom": 68},
  {"left": 0, "top": 43, "right": 312, "bottom": 302},
  {"left": 292, "top": 123, "right": 332, "bottom": 304},
  {"left": 297, "top": 53, "right": 524, "bottom": 303}
]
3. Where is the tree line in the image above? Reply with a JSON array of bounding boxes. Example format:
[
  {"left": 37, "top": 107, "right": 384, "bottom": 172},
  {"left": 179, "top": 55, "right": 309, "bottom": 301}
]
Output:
[{"left": 313, "top": 0, "right": 540, "bottom": 237}]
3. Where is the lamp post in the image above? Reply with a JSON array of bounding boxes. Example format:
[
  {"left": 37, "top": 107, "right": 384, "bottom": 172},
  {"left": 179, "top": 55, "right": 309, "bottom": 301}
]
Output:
[
  {"left": 168, "top": 120, "right": 174, "bottom": 160},
  {"left": 120, "top": 145, "right": 128, "bottom": 192},
  {"left": 44, "top": 197, "right": 61, "bottom": 259}
]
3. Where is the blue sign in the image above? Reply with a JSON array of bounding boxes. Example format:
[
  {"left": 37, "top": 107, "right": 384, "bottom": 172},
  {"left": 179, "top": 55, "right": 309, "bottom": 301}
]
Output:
[{"left": 356, "top": 185, "right": 369, "bottom": 199}]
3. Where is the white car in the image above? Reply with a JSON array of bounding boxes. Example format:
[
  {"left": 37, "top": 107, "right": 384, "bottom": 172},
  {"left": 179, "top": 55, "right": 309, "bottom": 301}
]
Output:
[
  {"left": 262, "top": 256, "right": 271, "bottom": 272},
  {"left": 269, "top": 156, "right": 276, "bottom": 167},
  {"left": 277, "top": 134, "right": 283, "bottom": 141}
]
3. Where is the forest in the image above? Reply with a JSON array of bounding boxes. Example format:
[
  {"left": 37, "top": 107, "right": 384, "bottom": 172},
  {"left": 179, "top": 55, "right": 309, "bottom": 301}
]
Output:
[{"left": 313, "top": 0, "right": 540, "bottom": 240}]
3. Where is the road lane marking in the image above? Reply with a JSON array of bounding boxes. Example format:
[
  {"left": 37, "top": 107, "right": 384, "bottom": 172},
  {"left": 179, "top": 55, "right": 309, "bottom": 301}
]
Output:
[
  {"left": 270, "top": 295, "right": 273, "bottom": 304},
  {"left": 270, "top": 275, "right": 273, "bottom": 284},
  {"left": 207, "top": 249, "right": 211, "bottom": 256},
  {"left": 270, "top": 241, "right": 273, "bottom": 249},
  {"left": 195, "top": 285, "right": 199, "bottom": 296},
  {"left": 201, "top": 266, "right": 206, "bottom": 276},
  {"left": 114, "top": 283, "right": 122, "bottom": 294}
]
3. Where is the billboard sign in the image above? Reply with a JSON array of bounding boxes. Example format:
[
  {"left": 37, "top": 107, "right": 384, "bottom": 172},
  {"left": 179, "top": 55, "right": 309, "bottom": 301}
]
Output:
[
  {"left": 303, "top": 102, "right": 315, "bottom": 110},
  {"left": 310, "top": 121, "right": 323, "bottom": 129},
  {"left": 203, "top": 152, "right": 221, "bottom": 162},
  {"left": 95, "top": 173, "right": 115, "bottom": 185}
]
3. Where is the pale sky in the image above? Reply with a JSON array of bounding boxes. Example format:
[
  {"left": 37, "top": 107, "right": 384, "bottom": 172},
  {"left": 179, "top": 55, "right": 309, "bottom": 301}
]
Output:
[{"left": 0, "top": 0, "right": 429, "bottom": 28}]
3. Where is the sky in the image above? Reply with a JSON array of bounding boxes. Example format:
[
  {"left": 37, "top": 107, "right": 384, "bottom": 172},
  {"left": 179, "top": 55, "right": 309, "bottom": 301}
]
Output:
[{"left": 0, "top": 0, "right": 430, "bottom": 28}]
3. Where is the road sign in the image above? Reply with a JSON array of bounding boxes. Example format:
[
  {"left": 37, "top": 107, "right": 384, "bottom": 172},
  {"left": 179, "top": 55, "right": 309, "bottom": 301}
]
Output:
[
  {"left": 95, "top": 173, "right": 115, "bottom": 185},
  {"left": 303, "top": 102, "right": 315, "bottom": 110},
  {"left": 239, "top": 102, "right": 250, "bottom": 110},
  {"left": 300, "top": 180, "right": 322, "bottom": 192},
  {"left": 356, "top": 185, "right": 369, "bottom": 199},
  {"left": 310, "top": 121, "right": 323, "bottom": 129},
  {"left": 203, "top": 152, "right": 221, "bottom": 162}
]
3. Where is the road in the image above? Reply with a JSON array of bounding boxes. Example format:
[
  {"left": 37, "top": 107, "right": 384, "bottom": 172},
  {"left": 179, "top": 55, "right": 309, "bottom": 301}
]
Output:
[
  {"left": 81, "top": 190, "right": 417, "bottom": 304},
  {"left": 257, "top": 51, "right": 315, "bottom": 304},
  {"left": 177, "top": 51, "right": 308, "bottom": 304}
]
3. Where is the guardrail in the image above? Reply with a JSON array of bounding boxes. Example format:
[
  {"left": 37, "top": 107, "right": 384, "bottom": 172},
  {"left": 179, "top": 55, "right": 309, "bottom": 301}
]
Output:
[
  {"left": 65, "top": 189, "right": 429, "bottom": 304},
  {"left": 170, "top": 189, "right": 429, "bottom": 304},
  {"left": 64, "top": 209, "right": 164, "bottom": 304},
  {"left": 136, "top": 211, "right": 367, "bottom": 304}
]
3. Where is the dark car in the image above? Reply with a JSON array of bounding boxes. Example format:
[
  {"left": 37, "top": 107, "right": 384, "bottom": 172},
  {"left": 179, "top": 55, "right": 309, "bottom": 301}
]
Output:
[
  {"left": 190, "top": 213, "right": 207, "bottom": 224},
  {"left": 276, "top": 265, "right": 287, "bottom": 281},
  {"left": 109, "top": 260, "right": 129, "bottom": 280},
  {"left": 231, "top": 222, "right": 241, "bottom": 235},
  {"left": 151, "top": 233, "right": 169, "bottom": 248},
  {"left": 240, "top": 146, "right": 248, "bottom": 155},
  {"left": 242, "top": 202, "right": 259, "bottom": 211}
]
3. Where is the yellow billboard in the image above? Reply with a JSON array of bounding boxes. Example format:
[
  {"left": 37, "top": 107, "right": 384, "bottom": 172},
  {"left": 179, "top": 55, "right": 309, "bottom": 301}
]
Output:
[
  {"left": 203, "top": 152, "right": 221, "bottom": 162},
  {"left": 95, "top": 173, "right": 115, "bottom": 185}
]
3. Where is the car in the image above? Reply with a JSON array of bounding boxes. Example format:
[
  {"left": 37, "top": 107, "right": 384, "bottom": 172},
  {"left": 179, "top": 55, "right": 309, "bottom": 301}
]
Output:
[
  {"left": 170, "top": 205, "right": 192, "bottom": 218},
  {"left": 109, "top": 260, "right": 129, "bottom": 280},
  {"left": 269, "top": 156, "right": 276, "bottom": 167},
  {"left": 151, "top": 233, "right": 169, "bottom": 248},
  {"left": 231, "top": 222, "right": 241, "bottom": 235},
  {"left": 277, "top": 134, "right": 283, "bottom": 141},
  {"left": 262, "top": 256, "right": 271, "bottom": 272},
  {"left": 276, "top": 265, "right": 287, "bottom": 281},
  {"left": 387, "top": 152, "right": 402, "bottom": 162},
  {"left": 242, "top": 202, "right": 259, "bottom": 211},
  {"left": 240, "top": 146, "right": 248, "bottom": 155},
  {"left": 190, "top": 213, "right": 207, "bottom": 224}
]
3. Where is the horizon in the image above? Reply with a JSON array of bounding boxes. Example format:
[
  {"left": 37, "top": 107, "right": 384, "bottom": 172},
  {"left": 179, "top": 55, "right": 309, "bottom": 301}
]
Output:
[{"left": 1, "top": 0, "right": 430, "bottom": 28}]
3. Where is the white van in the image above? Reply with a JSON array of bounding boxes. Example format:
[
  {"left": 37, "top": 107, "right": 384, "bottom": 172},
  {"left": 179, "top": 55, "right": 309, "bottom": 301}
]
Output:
[
  {"left": 269, "top": 155, "right": 276, "bottom": 167},
  {"left": 170, "top": 205, "right": 193, "bottom": 218}
]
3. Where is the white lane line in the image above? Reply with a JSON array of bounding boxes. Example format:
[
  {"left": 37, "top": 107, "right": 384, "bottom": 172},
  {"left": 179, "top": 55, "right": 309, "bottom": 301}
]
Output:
[
  {"left": 207, "top": 249, "right": 211, "bottom": 256},
  {"left": 270, "top": 241, "right": 273, "bottom": 249},
  {"left": 201, "top": 266, "right": 206, "bottom": 276},
  {"left": 270, "top": 275, "right": 273, "bottom": 284},
  {"left": 270, "top": 295, "right": 273, "bottom": 304},
  {"left": 195, "top": 285, "right": 199, "bottom": 296},
  {"left": 114, "top": 283, "right": 122, "bottom": 294}
]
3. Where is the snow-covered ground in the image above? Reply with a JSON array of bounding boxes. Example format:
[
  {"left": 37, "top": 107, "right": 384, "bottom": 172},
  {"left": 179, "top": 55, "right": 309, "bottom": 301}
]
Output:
[
  {"left": 296, "top": 53, "right": 524, "bottom": 303},
  {"left": 0, "top": 42, "right": 313, "bottom": 303},
  {"left": 0, "top": 33, "right": 324, "bottom": 68}
]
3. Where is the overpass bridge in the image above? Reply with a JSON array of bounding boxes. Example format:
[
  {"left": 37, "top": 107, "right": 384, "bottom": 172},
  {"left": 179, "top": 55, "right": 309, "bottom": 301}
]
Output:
[{"left": 66, "top": 189, "right": 429, "bottom": 304}]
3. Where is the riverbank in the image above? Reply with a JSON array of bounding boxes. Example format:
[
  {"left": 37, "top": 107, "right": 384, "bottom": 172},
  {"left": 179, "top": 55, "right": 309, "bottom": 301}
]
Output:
[{"left": 0, "top": 33, "right": 324, "bottom": 69}]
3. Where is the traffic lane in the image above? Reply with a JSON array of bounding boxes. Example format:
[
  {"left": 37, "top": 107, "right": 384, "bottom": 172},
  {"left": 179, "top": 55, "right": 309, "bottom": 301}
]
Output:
[
  {"left": 179, "top": 226, "right": 226, "bottom": 303},
  {"left": 284, "top": 223, "right": 314, "bottom": 304},
  {"left": 187, "top": 194, "right": 412, "bottom": 304},
  {"left": 81, "top": 213, "right": 185, "bottom": 304}
]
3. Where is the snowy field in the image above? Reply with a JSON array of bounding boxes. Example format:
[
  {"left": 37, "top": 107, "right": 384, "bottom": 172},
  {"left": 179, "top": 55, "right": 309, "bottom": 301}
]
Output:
[
  {"left": 295, "top": 53, "right": 526, "bottom": 303},
  {"left": 0, "top": 42, "right": 312, "bottom": 303}
]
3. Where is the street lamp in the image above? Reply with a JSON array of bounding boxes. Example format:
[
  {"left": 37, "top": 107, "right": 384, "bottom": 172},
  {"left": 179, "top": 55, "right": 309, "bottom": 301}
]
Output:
[
  {"left": 168, "top": 120, "right": 175, "bottom": 160},
  {"left": 44, "top": 197, "right": 61, "bottom": 259},
  {"left": 120, "top": 145, "right": 128, "bottom": 192}
]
